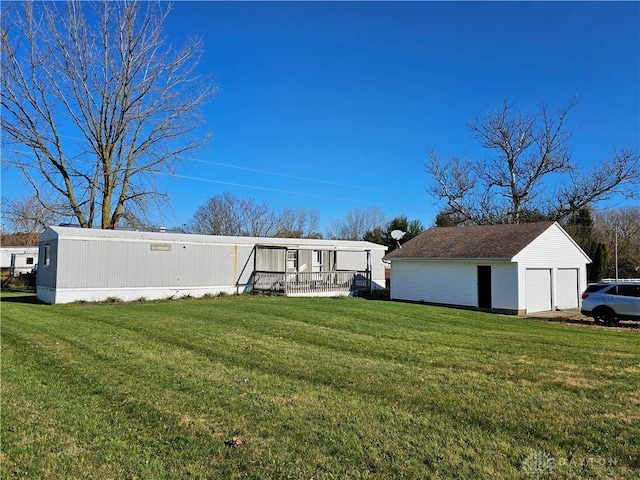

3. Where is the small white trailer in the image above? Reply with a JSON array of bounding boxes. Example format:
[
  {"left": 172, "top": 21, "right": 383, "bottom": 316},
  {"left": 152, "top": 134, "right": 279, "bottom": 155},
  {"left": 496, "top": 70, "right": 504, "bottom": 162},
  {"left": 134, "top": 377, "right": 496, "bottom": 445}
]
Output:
[{"left": 0, "top": 248, "right": 39, "bottom": 276}]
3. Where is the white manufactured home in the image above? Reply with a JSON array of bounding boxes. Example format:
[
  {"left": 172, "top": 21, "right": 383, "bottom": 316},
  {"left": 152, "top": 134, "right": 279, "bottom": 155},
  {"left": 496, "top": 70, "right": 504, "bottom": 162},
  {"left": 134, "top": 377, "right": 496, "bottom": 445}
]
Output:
[
  {"left": 37, "top": 226, "right": 387, "bottom": 304},
  {"left": 385, "top": 221, "right": 591, "bottom": 315},
  {"left": 0, "top": 247, "right": 39, "bottom": 276}
]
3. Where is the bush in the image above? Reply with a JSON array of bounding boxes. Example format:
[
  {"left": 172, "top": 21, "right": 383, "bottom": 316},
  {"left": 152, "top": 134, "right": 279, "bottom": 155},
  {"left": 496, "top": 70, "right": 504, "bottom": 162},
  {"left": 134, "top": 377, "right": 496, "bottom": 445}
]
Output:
[{"left": 1, "top": 273, "right": 36, "bottom": 289}]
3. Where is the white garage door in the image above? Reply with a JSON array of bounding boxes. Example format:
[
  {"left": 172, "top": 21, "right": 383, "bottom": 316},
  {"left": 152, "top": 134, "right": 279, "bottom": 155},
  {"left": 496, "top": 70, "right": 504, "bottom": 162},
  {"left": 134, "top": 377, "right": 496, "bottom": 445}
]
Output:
[
  {"left": 526, "top": 269, "right": 552, "bottom": 313},
  {"left": 557, "top": 268, "right": 579, "bottom": 310}
]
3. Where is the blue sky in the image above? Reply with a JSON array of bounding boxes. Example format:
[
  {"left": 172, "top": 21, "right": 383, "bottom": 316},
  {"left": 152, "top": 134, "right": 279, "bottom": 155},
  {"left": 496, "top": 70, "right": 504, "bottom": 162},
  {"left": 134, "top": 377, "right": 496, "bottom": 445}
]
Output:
[{"left": 2, "top": 1, "right": 639, "bottom": 232}]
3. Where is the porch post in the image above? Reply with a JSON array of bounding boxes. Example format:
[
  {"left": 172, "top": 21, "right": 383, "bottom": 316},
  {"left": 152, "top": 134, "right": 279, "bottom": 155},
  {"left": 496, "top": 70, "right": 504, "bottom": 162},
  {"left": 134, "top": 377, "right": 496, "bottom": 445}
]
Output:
[
  {"left": 366, "top": 249, "right": 372, "bottom": 293},
  {"left": 252, "top": 245, "right": 257, "bottom": 294},
  {"left": 284, "top": 247, "right": 289, "bottom": 294}
]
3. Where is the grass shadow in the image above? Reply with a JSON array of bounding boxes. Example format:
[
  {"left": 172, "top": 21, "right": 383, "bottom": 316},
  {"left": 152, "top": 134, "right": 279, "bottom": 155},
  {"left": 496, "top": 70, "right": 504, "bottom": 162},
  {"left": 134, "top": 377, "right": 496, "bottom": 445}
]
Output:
[
  {"left": 1, "top": 295, "right": 43, "bottom": 305},
  {"left": 358, "top": 289, "right": 391, "bottom": 301},
  {"left": 0, "top": 288, "right": 43, "bottom": 304},
  {"left": 531, "top": 316, "right": 640, "bottom": 330}
]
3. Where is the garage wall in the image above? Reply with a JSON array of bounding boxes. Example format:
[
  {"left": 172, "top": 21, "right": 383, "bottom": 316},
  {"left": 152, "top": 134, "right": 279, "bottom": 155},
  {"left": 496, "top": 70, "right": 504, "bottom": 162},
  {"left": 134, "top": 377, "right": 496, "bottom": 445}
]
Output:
[
  {"left": 388, "top": 223, "right": 589, "bottom": 315},
  {"left": 525, "top": 269, "right": 552, "bottom": 313},
  {"left": 390, "top": 260, "right": 518, "bottom": 311},
  {"left": 557, "top": 268, "right": 579, "bottom": 309},
  {"left": 391, "top": 260, "right": 478, "bottom": 307},
  {"left": 491, "top": 263, "right": 520, "bottom": 311},
  {"left": 514, "top": 223, "right": 590, "bottom": 312}
]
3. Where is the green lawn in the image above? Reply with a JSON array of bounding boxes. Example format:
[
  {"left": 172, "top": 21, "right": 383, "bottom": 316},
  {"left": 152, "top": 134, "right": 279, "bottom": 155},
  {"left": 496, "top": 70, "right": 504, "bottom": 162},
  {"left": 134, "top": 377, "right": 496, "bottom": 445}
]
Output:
[{"left": 1, "top": 291, "right": 638, "bottom": 479}]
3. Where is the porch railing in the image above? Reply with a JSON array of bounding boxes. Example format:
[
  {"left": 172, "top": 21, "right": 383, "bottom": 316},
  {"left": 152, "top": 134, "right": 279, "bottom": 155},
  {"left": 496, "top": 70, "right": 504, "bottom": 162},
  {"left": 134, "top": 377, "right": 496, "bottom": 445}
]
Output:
[{"left": 253, "top": 270, "right": 370, "bottom": 295}]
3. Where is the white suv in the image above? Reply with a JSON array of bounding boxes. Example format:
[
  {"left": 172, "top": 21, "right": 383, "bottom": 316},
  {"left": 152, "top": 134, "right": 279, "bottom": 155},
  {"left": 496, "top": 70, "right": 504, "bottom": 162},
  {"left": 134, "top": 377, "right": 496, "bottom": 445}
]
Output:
[{"left": 580, "top": 281, "right": 640, "bottom": 326}]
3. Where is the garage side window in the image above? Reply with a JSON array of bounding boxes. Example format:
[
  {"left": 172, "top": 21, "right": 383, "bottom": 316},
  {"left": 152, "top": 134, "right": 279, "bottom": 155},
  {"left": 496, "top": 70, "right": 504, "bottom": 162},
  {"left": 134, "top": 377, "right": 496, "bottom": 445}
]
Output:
[{"left": 44, "top": 244, "right": 51, "bottom": 266}]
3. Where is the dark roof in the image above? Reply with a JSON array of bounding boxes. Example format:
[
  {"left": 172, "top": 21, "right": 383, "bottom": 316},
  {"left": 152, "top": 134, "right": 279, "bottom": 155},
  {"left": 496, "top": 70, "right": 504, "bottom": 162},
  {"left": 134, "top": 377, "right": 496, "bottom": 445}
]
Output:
[{"left": 385, "top": 221, "right": 556, "bottom": 260}]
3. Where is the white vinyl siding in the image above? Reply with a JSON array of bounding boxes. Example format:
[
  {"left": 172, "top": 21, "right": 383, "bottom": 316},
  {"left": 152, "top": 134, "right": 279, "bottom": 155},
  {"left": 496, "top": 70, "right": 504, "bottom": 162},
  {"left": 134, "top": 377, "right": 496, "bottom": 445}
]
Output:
[
  {"left": 514, "top": 225, "right": 589, "bottom": 267},
  {"left": 391, "top": 260, "right": 477, "bottom": 307},
  {"left": 0, "top": 247, "right": 39, "bottom": 269},
  {"left": 514, "top": 223, "right": 590, "bottom": 311},
  {"left": 391, "top": 260, "right": 479, "bottom": 307},
  {"left": 255, "top": 248, "right": 286, "bottom": 271},
  {"left": 557, "top": 268, "right": 579, "bottom": 309},
  {"left": 490, "top": 263, "right": 519, "bottom": 311},
  {"left": 55, "top": 239, "right": 250, "bottom": 289},
  {"left": 336, "top": 251, "right": 367, "bottom": 271},
  {"left": 390, "top": 223, "right": 589, "bottom": 315},
  {"left": 525, "top": 269, "right": 552, "bottom": 313},
  {"left": 391, "top": 260, "right": 518, "bottom": 311}
]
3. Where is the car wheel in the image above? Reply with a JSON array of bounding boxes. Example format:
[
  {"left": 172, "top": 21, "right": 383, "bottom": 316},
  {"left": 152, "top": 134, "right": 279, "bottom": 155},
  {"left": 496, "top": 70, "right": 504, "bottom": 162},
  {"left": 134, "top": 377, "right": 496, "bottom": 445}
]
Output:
[{"left": 593, "top": 307, "right": 615, "bottom": 326}]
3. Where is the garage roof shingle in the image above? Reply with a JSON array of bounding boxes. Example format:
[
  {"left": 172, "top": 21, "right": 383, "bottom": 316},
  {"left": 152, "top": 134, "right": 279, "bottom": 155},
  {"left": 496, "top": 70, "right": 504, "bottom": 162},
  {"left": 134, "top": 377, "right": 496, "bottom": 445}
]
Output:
[{"left": 385, "top": 221, "right": 555, "bottom": 260}]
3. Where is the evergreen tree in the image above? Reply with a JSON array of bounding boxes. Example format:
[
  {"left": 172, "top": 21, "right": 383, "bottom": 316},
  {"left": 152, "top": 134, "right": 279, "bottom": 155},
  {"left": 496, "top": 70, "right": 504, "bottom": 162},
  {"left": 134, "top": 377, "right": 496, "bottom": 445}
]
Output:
[
  {"left": 363, "top": 215, "right": 425, "bottom": 252},
  {"left": 587, "top": 241, "right": 607, "bottom": 282}
]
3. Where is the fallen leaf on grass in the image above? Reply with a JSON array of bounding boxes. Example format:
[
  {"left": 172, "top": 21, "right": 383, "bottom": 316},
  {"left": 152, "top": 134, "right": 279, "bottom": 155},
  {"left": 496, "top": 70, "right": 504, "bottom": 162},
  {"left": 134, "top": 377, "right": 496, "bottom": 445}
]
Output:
[{"left": 224, "top": 437, "right": 244, "bottom": 447}]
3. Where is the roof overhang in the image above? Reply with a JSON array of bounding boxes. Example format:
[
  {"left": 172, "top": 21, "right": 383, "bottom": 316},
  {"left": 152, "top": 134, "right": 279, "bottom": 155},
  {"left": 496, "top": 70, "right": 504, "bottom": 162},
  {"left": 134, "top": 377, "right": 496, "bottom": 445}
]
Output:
[
  {"left": 257, "top": 244, "right": 377, "bottom": 252},
  {"left": 384, "top": 256, "right": 514, "bottom": 262},
  {"left": 39, "top": 225, "right": 387, "bottom": 251}
]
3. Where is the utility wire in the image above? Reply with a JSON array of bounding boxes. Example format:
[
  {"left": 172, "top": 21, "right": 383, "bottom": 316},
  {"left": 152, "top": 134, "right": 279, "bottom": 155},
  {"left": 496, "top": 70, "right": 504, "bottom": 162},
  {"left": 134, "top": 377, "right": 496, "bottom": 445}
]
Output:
[
  {"left": 180, "top": 156, "right": 396, "bottom": 194},
  {"left": 4, "top": 146, "right": 413, "bottom": 202},
  {"left": 156, "top": 171, "right": 374, "bottom": 204}
]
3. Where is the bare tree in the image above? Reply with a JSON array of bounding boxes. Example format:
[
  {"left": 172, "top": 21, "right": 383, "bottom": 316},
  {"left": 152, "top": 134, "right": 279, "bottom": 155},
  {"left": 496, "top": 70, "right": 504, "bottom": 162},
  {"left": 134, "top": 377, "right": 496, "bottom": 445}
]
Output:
[
  {"left": 188, "top": 192, "right": 243, "bottom": 236},
  {"left": 326, "top": 206, "right": 386, "bottom": 240},
  {"left": 238, "top": 198, "right": 278, "bottom": 237},
  {"left": 556, "top": 150, "right": 640, "bottom": 219},
  {"left": 1, "top": 195, "right": 61, "bottom": 244},
  {"left": 426, "top": 153, "right": 480, "bottom": 225},
  {"left": 276, "top": 207, "right": 321, "bottom": 238},
  {"left": 1, "top": 1, "right": 217, "bottom": 229},
  {"left": 425, "top": 99, "right": 640, "bottom": 224},
  {"left": 187, "top": 192, "right": 278, "bottom": 237},
  {"left": 594, "top": 206, "right": 640, "bottom": 279}
]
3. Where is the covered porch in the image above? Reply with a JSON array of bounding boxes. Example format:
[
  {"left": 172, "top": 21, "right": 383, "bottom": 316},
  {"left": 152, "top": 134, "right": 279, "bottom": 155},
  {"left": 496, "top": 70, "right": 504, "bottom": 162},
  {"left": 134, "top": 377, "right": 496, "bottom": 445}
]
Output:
[{"left": 251, "top": 244, "right": 373, "bottom": 296}]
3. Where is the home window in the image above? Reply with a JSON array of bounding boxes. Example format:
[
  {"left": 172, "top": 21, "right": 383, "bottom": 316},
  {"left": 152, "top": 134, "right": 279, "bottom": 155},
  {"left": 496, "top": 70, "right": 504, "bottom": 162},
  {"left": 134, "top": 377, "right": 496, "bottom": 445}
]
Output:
[
  {"left": 26, "top": 257, "right": 34, "bottom": 265},
  {"left": 44, "top": 245, "right": 51, "bottom": 266},
  {"left": 286, "top": 250, "right": 298, "bottom": 271}
]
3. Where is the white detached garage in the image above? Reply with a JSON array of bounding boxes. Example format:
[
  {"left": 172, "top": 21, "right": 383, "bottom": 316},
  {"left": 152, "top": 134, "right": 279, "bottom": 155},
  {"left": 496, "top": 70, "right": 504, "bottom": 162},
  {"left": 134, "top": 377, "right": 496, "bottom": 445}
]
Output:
[{"left": 385, "top": 221, "right": 591, "bottom": 315}]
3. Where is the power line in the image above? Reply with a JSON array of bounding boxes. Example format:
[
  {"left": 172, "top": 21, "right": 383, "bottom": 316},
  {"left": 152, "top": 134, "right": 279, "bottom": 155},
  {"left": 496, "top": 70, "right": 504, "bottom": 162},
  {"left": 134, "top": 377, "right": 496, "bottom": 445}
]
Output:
[
  {"left": 6, "top": 137, "right": 398, "bottom": 194},
  {"left": 156, "top": 171, "right": 375, "bottom": 204},
  {"left": 3, "top": 146, "right": 410, "bottom": 201},
  {"left": 180, "top": 156, "right": 396, "bottom": 194}
]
